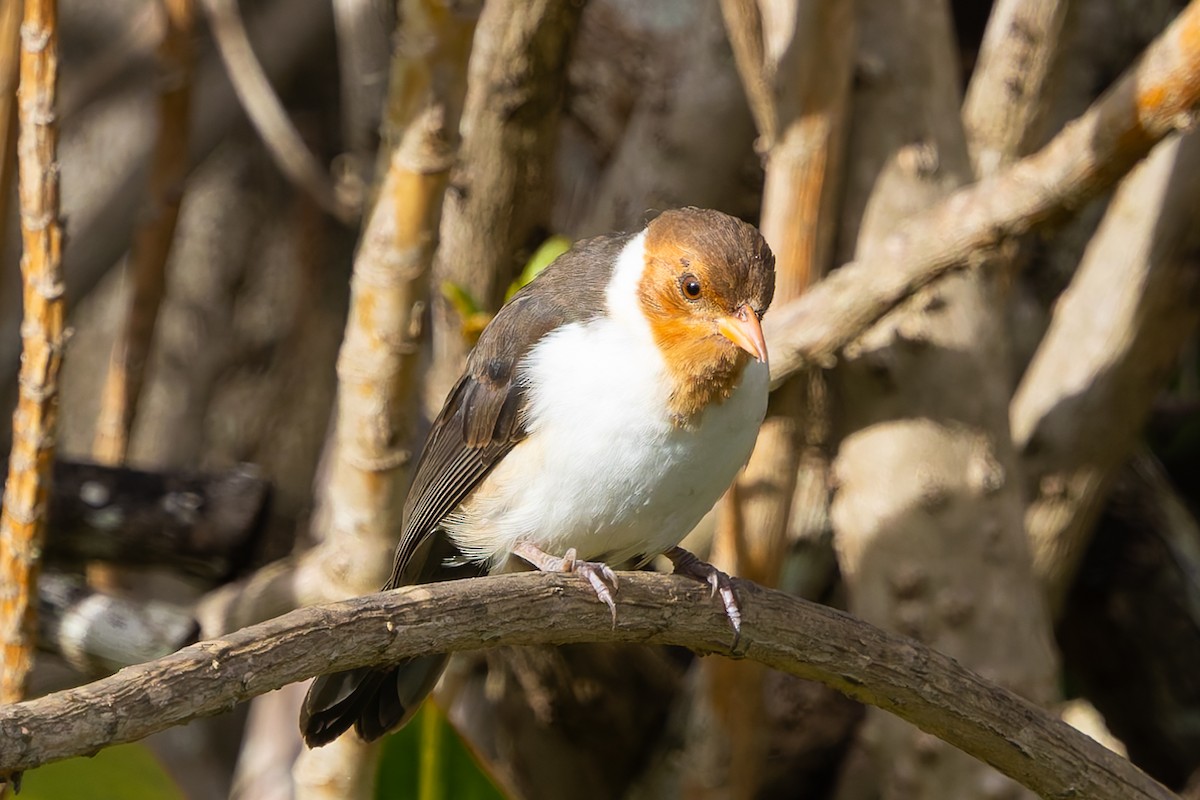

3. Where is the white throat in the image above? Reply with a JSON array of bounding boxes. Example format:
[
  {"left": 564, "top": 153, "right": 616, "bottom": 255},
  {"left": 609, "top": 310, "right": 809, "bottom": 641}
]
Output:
[{"left": 604, "top": 231, "right": 657, "bottom": 348}]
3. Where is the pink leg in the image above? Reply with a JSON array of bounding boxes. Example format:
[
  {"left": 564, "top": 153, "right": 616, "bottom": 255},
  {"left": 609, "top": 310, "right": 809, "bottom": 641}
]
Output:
[
  {"left": 512, "top": 541, "right": 620, "bottom": 625},
  {"left": 664, "top": 546, "right": 742, "bottom": 639}
]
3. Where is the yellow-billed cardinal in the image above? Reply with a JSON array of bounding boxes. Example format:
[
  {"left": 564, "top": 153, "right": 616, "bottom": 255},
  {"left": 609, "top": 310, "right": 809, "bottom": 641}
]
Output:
[{"left": 301, "top": 207, "right": 775, "bottom": 746}]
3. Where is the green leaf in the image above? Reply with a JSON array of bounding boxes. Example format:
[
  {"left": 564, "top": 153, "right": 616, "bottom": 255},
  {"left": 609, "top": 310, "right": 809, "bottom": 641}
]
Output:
[
  {"left": 506, "top": 235, "right": 572, "bottom": 301},
  {"left": 19, "top": 743, "right": 185, "bottom": 800},
  {"left": 375, "top": 703, "right": 509, "bottom": 800},
  {"left": 441, "top": 281, "right": 484, "bottom": 320}
]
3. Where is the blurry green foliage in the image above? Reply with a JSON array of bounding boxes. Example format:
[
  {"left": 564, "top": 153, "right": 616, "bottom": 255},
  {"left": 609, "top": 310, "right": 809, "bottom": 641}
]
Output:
[
  {"left": 442, "top": 234, "right": 573, "bottom": 346},
  {"left": 505, "top": 235, "right": 571, "bottom": 301},
  {"left": 375, "top": 703, "right": 508, "bottom": 800},
  {"left": 19, "top": 743, "right": 184, "bottom": 800}
]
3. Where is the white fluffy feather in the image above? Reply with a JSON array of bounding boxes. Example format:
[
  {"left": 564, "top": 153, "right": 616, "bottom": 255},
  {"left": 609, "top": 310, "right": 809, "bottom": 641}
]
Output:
[{"left": 443, "top": 233, "right": 768, "bottom": 569}]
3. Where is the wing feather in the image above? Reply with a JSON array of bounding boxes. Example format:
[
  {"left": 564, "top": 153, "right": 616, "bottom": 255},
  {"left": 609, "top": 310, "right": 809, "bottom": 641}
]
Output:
[{"left": 383, "top": 233, "right": 630, "bottom": 589}]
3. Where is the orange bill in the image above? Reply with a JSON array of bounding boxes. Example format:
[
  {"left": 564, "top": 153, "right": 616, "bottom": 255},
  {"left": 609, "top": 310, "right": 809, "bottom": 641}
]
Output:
[{"left": 717, "top": 304, "right": 768, "bottom": 363}]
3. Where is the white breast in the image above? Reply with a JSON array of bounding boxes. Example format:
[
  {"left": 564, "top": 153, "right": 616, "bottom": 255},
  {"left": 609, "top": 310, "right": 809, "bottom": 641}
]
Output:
[{"left": 442, "top": 234, "right": 769, "bottom": 570}]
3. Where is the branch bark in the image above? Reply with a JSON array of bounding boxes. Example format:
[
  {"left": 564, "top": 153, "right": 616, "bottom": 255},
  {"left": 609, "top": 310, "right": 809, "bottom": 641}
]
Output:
[
  {"left": 962, "top": 0, "right": 1070, "bottom": 175},
  {"left": 0, "top": 0, "right": 63, "bottom": 704},
  {"left": 0, "top": 0, "right": 21, "bottom": 260},
  {"left": 0, "top": 572, "right": 1177, "bottom": 800},
  {"left": 426, "top": 0, "right": 586, "bottom": 405},
  {"left": 762, "top": 0, "right": 1200, "bottom": 386}
]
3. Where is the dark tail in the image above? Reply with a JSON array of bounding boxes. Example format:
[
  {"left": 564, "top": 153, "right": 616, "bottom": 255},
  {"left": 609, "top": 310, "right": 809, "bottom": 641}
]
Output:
[{"left": 300, "top": 654, "right": 449, "bottom": 747}]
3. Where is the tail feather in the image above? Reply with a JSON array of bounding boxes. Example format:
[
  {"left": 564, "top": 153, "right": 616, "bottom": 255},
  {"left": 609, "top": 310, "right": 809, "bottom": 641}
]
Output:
[{"left": 300, "top": 654, "right": 449, "bottom": 746}]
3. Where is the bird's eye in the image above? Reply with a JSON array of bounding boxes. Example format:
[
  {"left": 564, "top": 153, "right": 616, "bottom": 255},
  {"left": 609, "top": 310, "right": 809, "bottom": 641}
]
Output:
[{"left": 680, "top": 274, "right": 702, "bottom": 300}]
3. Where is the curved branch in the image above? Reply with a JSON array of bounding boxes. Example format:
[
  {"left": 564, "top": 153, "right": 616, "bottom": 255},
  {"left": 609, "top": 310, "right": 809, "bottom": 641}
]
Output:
[
  {"left": 200, "top": 0, "right": 358, "bottom": 224},
  {"left": 0, "top": 573, "right": 1175, "bottom": 800},
  {"left": 764, "top": 0, "right": 1200, "bottom": 386}
]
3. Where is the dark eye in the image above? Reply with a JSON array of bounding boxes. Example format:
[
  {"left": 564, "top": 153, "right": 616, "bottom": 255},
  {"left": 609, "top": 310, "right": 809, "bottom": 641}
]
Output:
[{"left": 680, "top": 274, "right": 702, "bottom": 299}]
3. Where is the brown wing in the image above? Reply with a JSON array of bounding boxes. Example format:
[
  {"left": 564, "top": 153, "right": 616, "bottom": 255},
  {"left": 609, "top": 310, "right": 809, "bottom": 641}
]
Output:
[{"left": 383, "top": 233, "right": 630, "bottom": 589}]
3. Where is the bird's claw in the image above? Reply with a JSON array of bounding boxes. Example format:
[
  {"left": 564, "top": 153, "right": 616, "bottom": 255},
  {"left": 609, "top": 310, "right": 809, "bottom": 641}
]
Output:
[
  {"left": 561, "top": 548, "right": 619, "bottom": 626},
  {"left": 514, "top": 543, "right": 619, "bottom": 626},
  {"left": 665, "top": 547, "right": 743, "bottom": 648}
]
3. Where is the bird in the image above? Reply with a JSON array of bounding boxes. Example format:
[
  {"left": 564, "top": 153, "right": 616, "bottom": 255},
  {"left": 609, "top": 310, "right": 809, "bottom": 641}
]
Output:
[{"left": 300, "top": 207, "right": 776, "bottom": 747}]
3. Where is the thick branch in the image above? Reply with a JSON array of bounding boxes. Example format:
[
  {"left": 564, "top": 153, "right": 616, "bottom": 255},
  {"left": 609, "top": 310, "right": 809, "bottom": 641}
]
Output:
[
  {"left": 764, "top": 0, "right": 1200, "bottom": 386},
  {"left": 1011, "top": 130, "right": 1200, "bottom": 613},
  {"left": 0, "top": 575, "right": 1171, "bottom": 800},
  {"left": 0, "top": 573, "right": 1173, "bottom": 800}
]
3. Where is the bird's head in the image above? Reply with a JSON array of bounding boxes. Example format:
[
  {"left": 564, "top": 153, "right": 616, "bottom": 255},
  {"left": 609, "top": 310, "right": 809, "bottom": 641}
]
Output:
[{"left": 635, "top": 208, "right": 775, "bottom": 417}]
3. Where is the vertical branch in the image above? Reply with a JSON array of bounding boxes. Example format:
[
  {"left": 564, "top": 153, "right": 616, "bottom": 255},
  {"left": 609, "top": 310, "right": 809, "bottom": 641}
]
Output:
[
  {"left": 0, "top": 0, "right": 22, "bottom": 261},
  {"left": 332, "top": 0, "right": 392, "bottom": 200},
  {"left": 962, "top": 0, "right": 1069, "bottom": 175},
  {"left": 425, "top": 0, "right": 586, "bottom": 405},
  {"left": 92, "top": 0, "right": 195, "bottom": 465},
  {"left": 0, "top": 0, "right": 63, "bottom": 703},
  {"left": 294, "top": 4, "right": 479, "bottom": 797},
  {"left": 316, "top": 0, "right": 478, "bottom": 599},
  {"left": 718, "top": 0, "right": 774, "bottom": 152}
]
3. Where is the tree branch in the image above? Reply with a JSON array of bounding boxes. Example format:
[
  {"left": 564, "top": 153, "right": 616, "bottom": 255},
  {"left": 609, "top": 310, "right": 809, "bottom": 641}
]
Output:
[
  {"left": 763, "top": 0, "right": 1200, "bottom": 386},
  {"left": 1, "top": 0, "right": 63, "bottom": 705},
  {"left": 0, "top": 573, "right": 1174, "bottom": 799},
  {"left": 92, "top": 0, "right": 196, "bottom": 466}
]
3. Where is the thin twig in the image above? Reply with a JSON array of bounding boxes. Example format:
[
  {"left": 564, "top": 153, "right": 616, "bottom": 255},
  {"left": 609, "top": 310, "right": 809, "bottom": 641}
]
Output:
[
  {"left": 93, "top": 0, "right": 196, "bottom": 465},
  {"left": 718, "top": 0, "right": 775, "bottom": 152},
  {"left": 200, "top": 0, "right": 358, "bottom": 224},
  {"left": 764, "top": 0, "right": 1200, "bottom": 386},
  {"left": 0, "top": 573, "right": 1177, "bottom": 800},
  {"left": 0, "top": 0, "right": 64, "bottom": 703}
]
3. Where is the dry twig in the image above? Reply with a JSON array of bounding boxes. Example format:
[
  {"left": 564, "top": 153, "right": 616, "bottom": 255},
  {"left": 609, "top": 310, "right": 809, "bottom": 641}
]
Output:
[
  {"left": 93, "top": 0, "right": 195, "bottom": 465},
  {"left": 0, "top": 0, "right": 63, "bottom": 703},
  {"left": 0, "top": 573, "right": 1177, "bottom": 800},
  {"left": 200, "top": 0, "right": 358, "bottom": 224}
]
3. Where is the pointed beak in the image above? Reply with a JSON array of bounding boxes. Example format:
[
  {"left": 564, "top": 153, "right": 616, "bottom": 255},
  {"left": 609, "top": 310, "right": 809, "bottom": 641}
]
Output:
[{"left": 718, "top": 304, "right": 768, "bottom": 363}]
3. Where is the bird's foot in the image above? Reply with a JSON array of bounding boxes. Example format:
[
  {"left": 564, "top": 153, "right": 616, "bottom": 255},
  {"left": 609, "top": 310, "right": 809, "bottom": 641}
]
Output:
[
  {"left": 664, "top": 547, "right": 742, "bottom": 646},
  {"left": 513, "top": 542, "right": 619, "bottom": 625}
]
